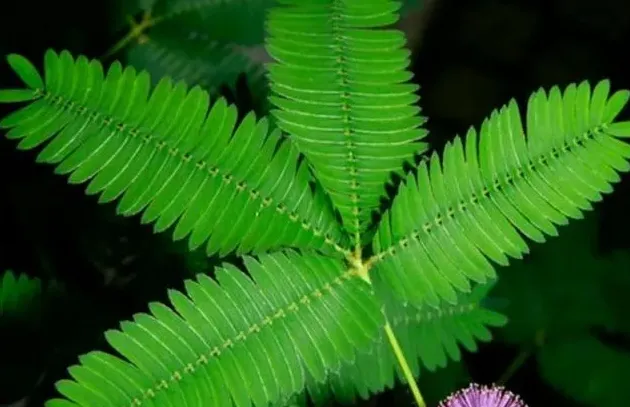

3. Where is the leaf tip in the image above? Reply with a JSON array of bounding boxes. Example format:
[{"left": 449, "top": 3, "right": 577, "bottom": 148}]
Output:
[{"left": 6, "top": 53, "right": 44, "bottom": 90}]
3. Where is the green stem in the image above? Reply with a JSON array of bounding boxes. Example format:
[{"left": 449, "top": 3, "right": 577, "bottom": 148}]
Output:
[
  {"left": 102, "top": 12, "right": 156, "bottom": 60},
  {"left": 496, "top": 347, "right": 530, "bottom": 385},
  {"left": 384, "top": 321, "right": 427, "bottom": 407},
  {"left": 497, "top": 329, "right": 545, "bottom": 385}
]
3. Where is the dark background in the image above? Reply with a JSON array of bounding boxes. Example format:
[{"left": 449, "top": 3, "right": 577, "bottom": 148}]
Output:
[{"left": 0, "top": 0, "right": 629, "bottom": 406}]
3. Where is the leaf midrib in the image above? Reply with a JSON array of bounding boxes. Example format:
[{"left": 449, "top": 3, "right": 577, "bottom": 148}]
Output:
[
  {"left": 120, "top": 266, "right": 362, "bottom": 407},
  {"left": 370, "top": 125, "right": 606, "bottom": 264},
  {"left": 331, "top": 0, "right": 363, "bottom": 253}
]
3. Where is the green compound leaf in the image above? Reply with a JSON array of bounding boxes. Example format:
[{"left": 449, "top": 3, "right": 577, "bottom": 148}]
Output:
[
  {"left": 45, "top": 251, "right": 384, "bottom": 407},
  {"left": 0, "top": 50, "right": 349, "bottom": 258},
  {"left": 303, "top": 281, "right": 506, "bottom": 405},
  {"left": 267, "top": 0, "right": 429, "bottom": 241},
  {"left": 373, "top": 80, "right": 630, "bottom": 308}
]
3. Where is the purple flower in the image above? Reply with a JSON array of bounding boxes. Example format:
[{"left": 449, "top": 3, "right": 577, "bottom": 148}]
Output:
[{"left": 438, "top": 383, "right": 528, "bottom": 407}]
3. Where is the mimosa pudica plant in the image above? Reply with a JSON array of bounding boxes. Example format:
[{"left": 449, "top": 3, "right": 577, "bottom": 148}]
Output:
[{"left": 1, "top": 0, "right": 630, "bottom": 406}]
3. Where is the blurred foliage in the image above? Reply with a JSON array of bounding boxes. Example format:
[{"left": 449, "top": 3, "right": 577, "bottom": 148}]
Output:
[
  {"left": 0, "top": 270, "right": 63, "bottom": 327},
  {"left": 0, "top": 271, "right": 64, "bottom": 404},
  {"left": 105, "top": 0, "right": 272, "bottom": 115},
  {"left": 494, "top": 211, "right": 630, "bottom": 407},
  {"left": 539, "top": 336, "right": 630, "bottom": 407},
  {"left": 107, "top": 0, "right": 427, "bottom": 117}
]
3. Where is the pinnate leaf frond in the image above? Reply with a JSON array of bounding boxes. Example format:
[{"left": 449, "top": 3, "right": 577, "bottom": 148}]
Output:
[
  {"left": 372, "top": 80, "right": 630, "bottom": 307},
  {"left": 44, "top": 250, "right": 383, "bottom": 407},
  {"left": 267, "top": 0, "right": 429, "bottom": 243},
  {"left": 0, "top": 51, "right": 349, "bottom": 258}
]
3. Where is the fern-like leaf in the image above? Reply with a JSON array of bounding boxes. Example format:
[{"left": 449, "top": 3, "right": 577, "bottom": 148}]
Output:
[
  {"left": 123, "top": 0, "right": 271, "bottom": 109},
  {"left": 0, "top": 51, "right": 349, "bottom": 257},
  {"left": 372, "top": 80, "right": 630, "bottom": 307},
  {"left": 267, "top": 0, "right": 428, "bottom": 243},
  {"left": 0, "top": 271, "right": 42, "bottom": 320},
  {"left": 126, "top": 33, "right": 268, "bottom": 109},
  {"left": 44, "top": 250, "right": 383, "bottom": 407},
  {"left": 152, "top": 0, "right": 272, "bottom": 45},
  {"left": 304, "top": 281, "right": 506, "bottom": 405}
]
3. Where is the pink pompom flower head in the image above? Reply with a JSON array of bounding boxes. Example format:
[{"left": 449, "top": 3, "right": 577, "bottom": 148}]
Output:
[{"left": 438, "top": 383, "right": 528, "bottom": 407}]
